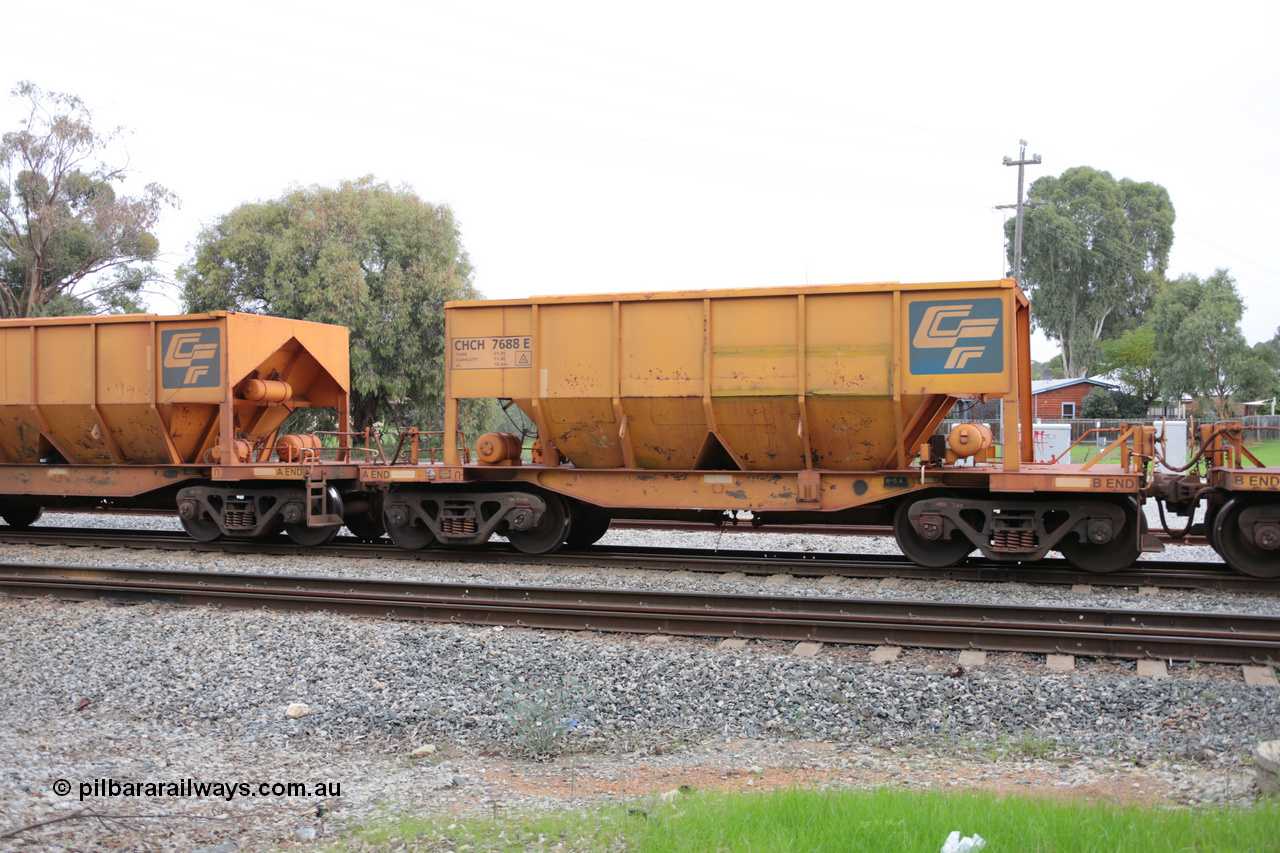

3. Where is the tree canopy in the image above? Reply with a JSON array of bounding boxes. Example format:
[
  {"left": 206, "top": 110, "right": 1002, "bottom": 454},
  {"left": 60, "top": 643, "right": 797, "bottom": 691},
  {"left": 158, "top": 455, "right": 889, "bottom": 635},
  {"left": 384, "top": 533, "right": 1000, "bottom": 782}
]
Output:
[
  {"left": 1008, "top": 166, "right": 1174, "bottom": 378},
  {"left": 1080, "top": 386, "right": 1119, "bottom": 418},
  {"left": 0, "top": 81, "right": 177, "bottom": 317},
  {"left": 180, "top": 176, "right": 481, "bottom": 433},
  {"left": 1150, "top": 269, "right": 1276, "bottom": 418},
  {"left": 1080, "top": 386, "right": 1147, "bottom": 419},
  {"left": 1096, "top": 326, "right": 1161, "bottom": 408},
  {"left": 1256, "top": 329, "right": 1280, "bottom": 403},
  {"left": 1036, "top": 354, "right": 1064, "bottom": 380}
]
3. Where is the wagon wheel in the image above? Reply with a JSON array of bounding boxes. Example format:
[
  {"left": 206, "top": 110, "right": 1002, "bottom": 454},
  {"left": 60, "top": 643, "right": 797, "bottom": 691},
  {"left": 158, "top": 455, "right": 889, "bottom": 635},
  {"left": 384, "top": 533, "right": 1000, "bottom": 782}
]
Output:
[
  {"left": 180, "top": 514, "right": 223, "bottom": 542},
  {"left": 0, "top": 505, "right": 43, "bottom": 528},
  {"left": 1058, "top": 499, "right": 1141, "bottom": 574},
  {"left": 345, "top": 512, "right": 386, "bottom": 541},
  {"left": 507, "top": 492, "right": 570, "bottom": 556},
  {"left": 383, "top": 503, "right": 436, "bottom": 550},
  {"left": 284, "top": 488, "right": 344, "bottom": 547},
  {"left": 1203, "top": 502, "right": 1220, "bottom": 551},
  {"left": 892, "top": 494, "right": 972, "bottom": 568},
  {"left": 565, "top": 503, "right": 611, "bottom": 547},
  {"left": 1212, "top": 497, "right": 1280, "bottom": 578}
]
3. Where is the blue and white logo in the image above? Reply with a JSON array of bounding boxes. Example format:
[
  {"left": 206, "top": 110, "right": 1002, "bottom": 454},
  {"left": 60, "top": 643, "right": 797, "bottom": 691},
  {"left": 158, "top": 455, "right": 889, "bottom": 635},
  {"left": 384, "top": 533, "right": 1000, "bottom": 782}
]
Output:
[{"left": 908, "top": 299, "right": 1003, "bottom": 374}]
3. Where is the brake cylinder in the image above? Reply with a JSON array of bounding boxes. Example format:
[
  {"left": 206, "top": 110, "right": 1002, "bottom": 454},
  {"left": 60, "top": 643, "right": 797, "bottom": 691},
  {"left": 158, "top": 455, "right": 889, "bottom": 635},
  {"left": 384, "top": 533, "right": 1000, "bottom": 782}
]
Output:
[
  {"left": 947, "top": 423, "right": 993, "bottom": 460},
  {"left": 475, "top": 432, "right": 523, "bottom": 464},
  {"left": 277, "top": 433, "right": 323, "bottom": 463}
]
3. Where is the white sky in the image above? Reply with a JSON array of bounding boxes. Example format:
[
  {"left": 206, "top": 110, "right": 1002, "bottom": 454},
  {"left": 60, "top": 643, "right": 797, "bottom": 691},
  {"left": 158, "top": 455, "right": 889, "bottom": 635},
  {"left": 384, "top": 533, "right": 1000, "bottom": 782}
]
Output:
[{"left": 4, "top": 0, "right": 1278, "bottom": 362}]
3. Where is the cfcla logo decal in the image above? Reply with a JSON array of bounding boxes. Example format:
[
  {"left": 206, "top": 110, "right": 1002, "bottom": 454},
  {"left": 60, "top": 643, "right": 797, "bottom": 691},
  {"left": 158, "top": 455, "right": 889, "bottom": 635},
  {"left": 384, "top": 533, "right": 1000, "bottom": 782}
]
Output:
[
  {"left": 161, "top": 329, "right": 221, "bottom": 389},
  {"left": 908, "top": 299, "right": 1004, "bottom": 374}
]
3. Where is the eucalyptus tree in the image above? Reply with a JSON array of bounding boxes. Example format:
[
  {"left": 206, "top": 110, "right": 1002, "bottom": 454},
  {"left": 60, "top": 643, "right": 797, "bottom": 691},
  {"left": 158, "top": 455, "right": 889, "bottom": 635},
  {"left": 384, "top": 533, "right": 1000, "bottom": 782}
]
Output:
[
  {"left": 0, "top": 81, "right": 177, "bottom": 317},
  {"left": 1098, "top": 326, "right": 1162, "bottom": 409},
  {"left": 180, "top": 176, "right": 484, "bottom": 434},
  {"left": 1007, "top": 166, "right": 1174, "bottom": 378},
  {"left": 1150, "top": 269, "right": 1275, "bottom": 418}
]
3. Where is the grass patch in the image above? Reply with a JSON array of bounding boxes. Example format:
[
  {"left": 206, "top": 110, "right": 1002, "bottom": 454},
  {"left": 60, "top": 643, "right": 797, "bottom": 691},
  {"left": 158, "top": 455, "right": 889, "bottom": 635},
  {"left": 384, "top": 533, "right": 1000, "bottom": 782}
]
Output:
[
  {"left": 1069, "top": 438, "right": 1280, "bottom": 467},
  {"left": 1071, "top": 444, "right": 1122, "bottom": 464},
  {"left": 332, "top": 786, "right": 1280, "bottom": 852},
  {"left": 1242, "top": 438, "right": 1280, "bottom": 466}
]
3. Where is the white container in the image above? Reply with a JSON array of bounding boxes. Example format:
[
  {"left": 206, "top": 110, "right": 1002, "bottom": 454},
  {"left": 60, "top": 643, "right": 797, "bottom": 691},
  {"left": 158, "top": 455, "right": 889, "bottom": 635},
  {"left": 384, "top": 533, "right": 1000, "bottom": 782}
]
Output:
[
  {"left": 1032, "top": 423, "right": 1072, "bottom": 464},
  {"left": 1154, "top": 420, "right": 1188, "bottom": 473}
]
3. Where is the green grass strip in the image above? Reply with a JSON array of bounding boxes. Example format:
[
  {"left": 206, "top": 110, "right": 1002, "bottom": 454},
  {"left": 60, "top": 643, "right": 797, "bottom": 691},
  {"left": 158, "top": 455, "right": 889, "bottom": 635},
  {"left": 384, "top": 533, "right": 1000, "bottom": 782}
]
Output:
[{"left": 337, "top": 786, "right": 1280, "bottom": 852}]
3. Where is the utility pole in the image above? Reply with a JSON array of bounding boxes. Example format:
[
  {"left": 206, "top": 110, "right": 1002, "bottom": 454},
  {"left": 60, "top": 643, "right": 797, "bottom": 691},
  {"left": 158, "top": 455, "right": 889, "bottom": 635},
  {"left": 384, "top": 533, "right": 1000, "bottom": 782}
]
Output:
[{"left": 995, "top": 140, "right": 1042, "bottom": 282}]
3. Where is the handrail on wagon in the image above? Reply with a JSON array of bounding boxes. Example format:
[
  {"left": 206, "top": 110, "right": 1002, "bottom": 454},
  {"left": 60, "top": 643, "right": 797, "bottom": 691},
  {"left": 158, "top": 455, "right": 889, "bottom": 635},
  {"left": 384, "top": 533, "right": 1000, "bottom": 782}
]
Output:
[
  {"left": 385, "top": 428, "right": 472, "bottom": 466},
  {"left": 1042, "top": 421, "right": 1280, "bottom": 474},
  {"left": 312, "top": 429, "right": 386, "bottom": 464},
  {"left": 1042, "top": 424, "right": 1155, "bottom": 473},
  {"left": 1171, "top": 422, "right": 1280, "bottom": 474},
  {"left": 257, "top": 427, "right": 476, "bottom": 466},
  {"left": 232, "top": 429, "right": 390, "bottom": 465}
]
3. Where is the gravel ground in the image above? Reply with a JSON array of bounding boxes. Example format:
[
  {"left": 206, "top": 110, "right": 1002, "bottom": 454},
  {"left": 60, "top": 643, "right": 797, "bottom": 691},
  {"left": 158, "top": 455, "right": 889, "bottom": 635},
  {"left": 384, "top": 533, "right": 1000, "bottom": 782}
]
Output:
[{"left": 1, "top": 512, "right": 1278, "bottom": 852}]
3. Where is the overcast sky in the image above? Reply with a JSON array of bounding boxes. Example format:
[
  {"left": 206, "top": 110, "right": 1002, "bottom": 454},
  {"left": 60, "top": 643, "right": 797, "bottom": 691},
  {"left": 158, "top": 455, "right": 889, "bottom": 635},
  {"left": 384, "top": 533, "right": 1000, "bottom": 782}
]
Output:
[{"left": 4, "top": 0, "right": 1277, "bottom": 361}]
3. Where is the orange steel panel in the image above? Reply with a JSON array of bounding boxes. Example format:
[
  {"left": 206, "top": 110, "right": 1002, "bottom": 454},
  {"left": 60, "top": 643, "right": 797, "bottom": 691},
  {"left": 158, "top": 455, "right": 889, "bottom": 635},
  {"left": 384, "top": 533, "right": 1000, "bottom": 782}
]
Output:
[
  {"left": 446, "top": 280, "right": 1027, "bottom": 473},
  {"left": 536, "top": 303, "right": 626, "bottom": 468},
  {"left": 1219, "top": 470, "right": 1280, "bottom": 491},
  {"left": 0, "top": 464, "right": 205, "bottom": 497},
  {"left": 711, "top": 397, "right": 805, "bottom": 470},
  {"left": 710, "top": 296, "right": 798, "bottom": 395},
  {"left": 531, "top": 468, "right": 940, "bottom": 513},
  {"left": 619, "top": 300, "right": 705, "bottom": 397},
  {"left": 804, "top": 291, "right": 893, "bottom": 395},
  {"left": 0, "top": 327, "right": 35, "bottom": 462},
  {"left": 210, "top": 463, "right": 360, "bottom": 481},
  {"left": 806, "top": 397, "right": 903, "bottom": 469},
  {"left": 224, "top": 314, "right": 350, "bottom": 404},
  {"left": 0, "top": 313, "right": 350, "bottom": 470},
  {"left": 1015, "top": 297, "right": 1034, "bottom": 463},
  {"left": 37, "top": 325, "right": 95, "bottom": 404},
  {"left": 448, "top": 304, "right": 536, "bottom": 399},
  {"left": 541, "top": 303, "right": 616, "bottom": 398},
  {"left": 446, "top": 279, "right": 998, "bottom": 309},
  {"left": 989, "top": 468, "right": 1142, "bottom": 494},
  {"left": 619, "top": 397, "right": 707, "bottom": 469},
  {"left": 98, "top": 322, "right": 172, "bottom": 464}
]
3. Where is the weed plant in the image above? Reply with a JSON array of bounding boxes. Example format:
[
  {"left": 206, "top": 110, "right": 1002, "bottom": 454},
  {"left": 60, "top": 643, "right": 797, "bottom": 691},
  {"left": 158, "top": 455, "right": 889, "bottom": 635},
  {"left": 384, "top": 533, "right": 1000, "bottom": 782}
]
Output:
[{"left": 499, "top": 673, "right": 590, "bottom": 759}]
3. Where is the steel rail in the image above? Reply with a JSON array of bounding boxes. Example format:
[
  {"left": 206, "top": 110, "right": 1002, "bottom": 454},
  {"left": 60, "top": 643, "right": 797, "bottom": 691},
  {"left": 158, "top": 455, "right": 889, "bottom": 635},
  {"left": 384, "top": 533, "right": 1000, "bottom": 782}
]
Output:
[
  {"left": 2, "top": 563, "right": 1277, "bottom": 664},
  {"left": 0, "top": 526, "right": 1270, "bottom": 592},
  {"left": 609, "top": 519, "right": 1211, "bottom": 547}
]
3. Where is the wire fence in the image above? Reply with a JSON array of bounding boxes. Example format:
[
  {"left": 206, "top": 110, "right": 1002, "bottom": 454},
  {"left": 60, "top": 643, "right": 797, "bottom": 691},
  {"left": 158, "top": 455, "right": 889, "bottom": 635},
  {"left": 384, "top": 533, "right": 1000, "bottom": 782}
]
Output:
[{"left": 938, "top": 416, "right": 1280, "bottom": 445}]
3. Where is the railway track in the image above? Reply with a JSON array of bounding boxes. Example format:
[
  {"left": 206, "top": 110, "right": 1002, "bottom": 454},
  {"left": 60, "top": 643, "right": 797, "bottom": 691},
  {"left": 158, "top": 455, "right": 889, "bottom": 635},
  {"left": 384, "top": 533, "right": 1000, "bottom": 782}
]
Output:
[
  {"left": 0, "top": 525, "right": 1272, "bottom": 592},
  {"left": 611, "top": 519, "right": 1213, "bottom": 548},
  {"left": 19, "top": 510, "right": 1216, "bottom": 546},
  {"left": 2, "top": 563, "right": 1277, "bottom": 665}
]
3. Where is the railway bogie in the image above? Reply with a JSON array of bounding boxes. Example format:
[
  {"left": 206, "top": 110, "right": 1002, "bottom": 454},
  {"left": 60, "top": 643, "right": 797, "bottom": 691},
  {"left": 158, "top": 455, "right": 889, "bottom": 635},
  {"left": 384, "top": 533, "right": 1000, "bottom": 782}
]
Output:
[
  {"left": 892, "top": 491, "right": 1144, "bottom": 572},
  {"left": 380, "top": 485, "right": 568, "bottom": 554}
]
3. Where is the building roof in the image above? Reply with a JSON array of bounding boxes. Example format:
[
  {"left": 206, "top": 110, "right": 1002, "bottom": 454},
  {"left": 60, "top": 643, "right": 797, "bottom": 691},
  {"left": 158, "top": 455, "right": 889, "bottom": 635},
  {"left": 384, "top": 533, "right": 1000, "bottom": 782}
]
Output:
[{"left": 1030, "top": 376, "right": 1119, "bottom": 395}]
